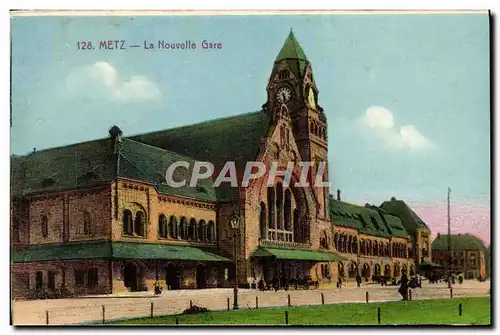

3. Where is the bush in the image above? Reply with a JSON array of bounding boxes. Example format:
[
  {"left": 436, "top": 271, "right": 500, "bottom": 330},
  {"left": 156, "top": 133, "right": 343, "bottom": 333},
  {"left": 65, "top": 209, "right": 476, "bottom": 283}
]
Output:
[{"left": 182, "top": 305, "right": 209, "bottom": 314}]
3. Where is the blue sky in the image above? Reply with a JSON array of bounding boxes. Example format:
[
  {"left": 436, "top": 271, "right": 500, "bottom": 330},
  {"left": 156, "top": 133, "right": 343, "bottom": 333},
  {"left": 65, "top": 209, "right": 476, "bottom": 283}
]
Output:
[{"left": 11, "top": 13, "right": 490, "bottom": 212}]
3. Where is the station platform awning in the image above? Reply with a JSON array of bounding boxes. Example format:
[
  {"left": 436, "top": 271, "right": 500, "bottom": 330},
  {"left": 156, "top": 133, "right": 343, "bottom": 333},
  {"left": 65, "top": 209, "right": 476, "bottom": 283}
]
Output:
[{"left": 251, "top": 247, "right": 347, "bottom": 262}]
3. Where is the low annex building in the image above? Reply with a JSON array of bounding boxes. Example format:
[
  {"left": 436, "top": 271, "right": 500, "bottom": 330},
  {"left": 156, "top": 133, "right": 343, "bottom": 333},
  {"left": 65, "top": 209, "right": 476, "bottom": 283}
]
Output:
[
  {"left": 431, "top": 233, "right": 487, "bottom": 280},
  {"left": 11, "top": 31, "right": 433, "bottom": 297}
]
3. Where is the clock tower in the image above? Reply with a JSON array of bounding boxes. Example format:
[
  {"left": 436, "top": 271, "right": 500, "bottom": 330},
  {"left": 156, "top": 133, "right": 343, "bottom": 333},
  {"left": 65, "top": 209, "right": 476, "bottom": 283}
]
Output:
[{"left": 264, "top": 30, "right": 330, "bottom": 219}]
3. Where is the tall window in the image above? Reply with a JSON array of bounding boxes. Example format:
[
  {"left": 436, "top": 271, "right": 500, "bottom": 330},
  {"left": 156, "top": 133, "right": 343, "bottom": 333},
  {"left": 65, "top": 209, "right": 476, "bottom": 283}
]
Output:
[
  {"left": 87, "top": 268, "right": 98, "bottom": 289},
  {"left": 41, "top": 215, "right": 48, "bottom": 238},
  {"left": 189, "top": 218, "right": 197, "bottom": 240},
  {"left": 158, "top": 214, "right": 167, "bottom": 238},
  {"left": 267, "top": 187, "right": 275, "bottom": 229},
  {"left": 168, "top": 216, "right": 177, "bottom": 239},
  {"left": 83, "top": 211, "right": 92, "bottom": 235},
  {"left": 35, "top": 271, "right": 43, "bottom": 290},
  {"left": 13, "top": 219, "right": 20, "bottom": 243},
  {"left": 134, "top": 211, "right": 145, "bottom": 236},
  {"left": 284, "top": 189, "right": 292, "bottom": 231},
  {"left": 276, "top": 183, "right": 283, "bottom": 230},
  {"left": 207, "top": 220, "right": 215, "bottom": 242},
  {"left": 75, "top": 269, "right": 85, "bottom": 287},
  {"left": 179, "top": 217, "right": 187, "bottom": 240},
  {"left": 122, "top": 210, "right": 133, "bottom": 236},
  {"left": 48, "top": 271, "right": 55, "bottom": 291},
  {"left": 259, "top": 202, "right": 266, "bottom": 239},
  {"left": 198, "top": 220, "right": 206, "bottom": 241}
]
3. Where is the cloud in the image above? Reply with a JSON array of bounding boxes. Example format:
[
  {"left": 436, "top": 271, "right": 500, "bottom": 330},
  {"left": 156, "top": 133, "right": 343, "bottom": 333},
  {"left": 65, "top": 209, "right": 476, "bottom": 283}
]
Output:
[
  {"left": 360, "top": 106, "right": 435, "bottom": 150},
  {"left": 66, "top": 62, "right": 162, "bottom": 101}
]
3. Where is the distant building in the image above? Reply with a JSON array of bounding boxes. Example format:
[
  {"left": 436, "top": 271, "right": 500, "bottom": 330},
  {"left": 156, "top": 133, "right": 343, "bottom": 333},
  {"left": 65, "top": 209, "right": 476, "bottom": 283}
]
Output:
[
  {"left": 329, "top": 196, "right": 430, "bottom": 281},
  {"left": 431, "top": 233, "right": 487, "bottom": 280}
]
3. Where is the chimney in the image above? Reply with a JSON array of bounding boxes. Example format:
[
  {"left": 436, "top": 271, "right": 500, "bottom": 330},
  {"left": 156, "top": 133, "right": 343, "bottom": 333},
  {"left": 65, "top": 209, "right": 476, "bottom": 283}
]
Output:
[
  {"left": 391, "top": 197, "right": 396, "bottom": 201},
  {"left": 32, "top": 148, "right": 36, "bottom": 154},
  {"left": 109, "top": 125, "right": 123, "bottom": 153},
  {"left": 337, "top": 189, "right": 341, "bottom": 201}
]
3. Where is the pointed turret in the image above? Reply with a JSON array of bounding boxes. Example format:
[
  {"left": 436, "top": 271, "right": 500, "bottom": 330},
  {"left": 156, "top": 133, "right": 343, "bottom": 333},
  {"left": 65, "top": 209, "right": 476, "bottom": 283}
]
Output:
[{"left": 275, "top": 29, "right": 308, "bottom": 62}]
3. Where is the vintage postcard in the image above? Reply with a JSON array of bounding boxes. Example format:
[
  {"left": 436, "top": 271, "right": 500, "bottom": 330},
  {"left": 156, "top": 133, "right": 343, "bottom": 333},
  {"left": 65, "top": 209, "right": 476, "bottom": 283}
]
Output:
[{"left": 10, "top": 10, "right": 491, "bottom": 326}]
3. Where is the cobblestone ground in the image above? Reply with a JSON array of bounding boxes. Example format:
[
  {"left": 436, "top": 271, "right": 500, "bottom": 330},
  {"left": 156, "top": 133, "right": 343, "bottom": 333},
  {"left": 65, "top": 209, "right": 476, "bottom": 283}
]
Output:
[{"left": 12, "top": 280, "right": 490, "bottom": 325}]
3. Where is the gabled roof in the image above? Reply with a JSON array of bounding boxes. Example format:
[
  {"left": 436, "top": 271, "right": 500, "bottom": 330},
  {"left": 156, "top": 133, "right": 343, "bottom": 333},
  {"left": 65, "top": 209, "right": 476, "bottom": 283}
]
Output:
[
  {"left": 131, "top": 111, "right": 271, "bottom": 201},
  {"left": 380, "top": 198, "right": 430, "bottom": 234},
  {"left": 432, "top": 234, "right": 487, "bottom": 252},
  {"left": 329, "top": 197, "right": 409, "bottom": 238},
  {"left": 11, "top": 137, "right": 217, "bottom": 202},
  {"left": 276, "top": 30, "right": 308, "bottom": 62}
]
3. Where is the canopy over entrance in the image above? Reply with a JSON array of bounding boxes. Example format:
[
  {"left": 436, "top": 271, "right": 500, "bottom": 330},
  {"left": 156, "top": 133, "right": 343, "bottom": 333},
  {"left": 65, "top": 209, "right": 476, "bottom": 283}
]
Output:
[{"left": 251, "top": 247, "right": 347, "bottom": 261}]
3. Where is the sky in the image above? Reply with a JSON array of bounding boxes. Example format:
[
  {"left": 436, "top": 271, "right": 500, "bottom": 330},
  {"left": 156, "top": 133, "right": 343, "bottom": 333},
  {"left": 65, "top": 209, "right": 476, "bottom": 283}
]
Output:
[{"left": 10, "top": 13, "right": 490, "bottom": 243}]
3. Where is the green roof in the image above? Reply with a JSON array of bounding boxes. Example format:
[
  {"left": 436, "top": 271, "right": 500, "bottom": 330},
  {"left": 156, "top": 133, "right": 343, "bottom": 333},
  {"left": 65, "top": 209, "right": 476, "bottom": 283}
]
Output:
[
  {"left": 276, "top": 30, "right": 308, "bottom": 62},
  {"left": 11, "top": 137, "right": 218, "bottom": 202},
  {"left": 131, "top": 111, "right": 271, "bottom": 201},
  {"left": 420, "top": 259, "right": 442, "bottom": 268},
  {"left": 329, "top": 197, "right": 409, "bottom": 238},
  {"left": 380, "top": 198, "right": 430, "bottom": 234},
  {"left": 251, "top": 247, "right": 347, "bottom": 261},
  {"left": 12, "top": 241, "right": 231, "bottom": 263},
  {"left": 431, "top": 234, "right": 487, "bottom": 252}
]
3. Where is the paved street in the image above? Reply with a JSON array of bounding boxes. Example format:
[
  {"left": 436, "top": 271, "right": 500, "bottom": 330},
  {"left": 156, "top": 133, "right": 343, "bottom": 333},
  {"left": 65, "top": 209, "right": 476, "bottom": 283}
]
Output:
[{"left": 11, "top": 280, "right": 490, "bottom": 325}]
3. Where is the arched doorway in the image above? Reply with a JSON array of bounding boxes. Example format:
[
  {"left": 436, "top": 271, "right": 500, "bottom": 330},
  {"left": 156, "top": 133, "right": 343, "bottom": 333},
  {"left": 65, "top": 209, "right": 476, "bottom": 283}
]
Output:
[
  {"left": 196, "top": 264, "right": 207, "bottom": 289},
  {"left": 348, "top": 262, "right": 357, "bottom": 279},
  {"left": 166, "top": 263, "right": 180, "bottom": 290},
  {"left": 362, "top": 263, "right": 371, "bottom": 280},
  {"left": 124, "top": 263, "right": 138, "bottom": 291},
  {"left": 384, "top": 264, "right": 391, "bottom": 277},
  {"left": 374, "top": 264, "right": 381, "bottom": 276}
]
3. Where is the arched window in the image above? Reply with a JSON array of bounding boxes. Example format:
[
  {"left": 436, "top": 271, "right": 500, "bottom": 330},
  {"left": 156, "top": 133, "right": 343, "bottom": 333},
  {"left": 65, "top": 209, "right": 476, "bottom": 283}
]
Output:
[
  {"left": 267, "top": 187, "right": 275, "bottom": 229},
  {"left": 41, "top": 215, "right": 49, "bottom": 238},
  {"left": 349, "top": 262, "right": 357, "bottom": 278},
  {"left": 320, "top": 230, "right": 328, "bottom": 249},
  {"left": 352, "top": 237, "right": 358, "bottom": 254},
  {"left": 276, "top": 183, "right": 283, "bottom": 230},
  {"left": 374, "top": 264, "right": 381, "bottom": 276},
  {"left": 384, "top": 264, "right": 391, "bottom": 277},
  {"left": 83, "top": 211, "right": 92, "bottom": 235},
  {"left": 198, "top": 220, "right": 207, "bottom": 241},
  {"left": 207, "top": 220, "right": 216, "bottom": 242},
  {"left": 158, "top": 214, "right": 167, "bottom": 238},
  {"left": 168, "top": 216, "right": 177, "bottom": 239},
  {"left": 188, "top": 218, "right": 197, "bottom": 240},
  {"left": 338, "top": 262, "right": 345, "bottom": 277},
  {"left": 179, "top": 217, "right": 187, "bottom": 240},
  {"left": 347, "top": 236, "right": 353, "bottom": 253},
  {"left": 362, "top": 263, "right": 371, "bottom": 279},
  {"left": 284, "top": 189, "right": 292, "bottom": 231},
  {"left": 122, "top": 210, "right": 133, "bottom": 236},
  {"left": 394, "top": 264, "right": 401, "bottom": 277},
  {"left": 360, "top": 239, "right": 365, "bottom": 254},
  {"left": 134, "top": 211, "right": 145, "bottom": 236},
  {"left": 278, "top": 69, "right": 289, "bottom": 80},
  {"left": 259, "top": 202, "right": 266, "bottom": 239},
  {"left": 293, "top": 208, "right": 300, "bottom": 242},
  {"left": 13, "top": 219, "right": 20, "bottom": 243},
  {"left": 373, "top": 242, "right": 378, "bottom": 256}
]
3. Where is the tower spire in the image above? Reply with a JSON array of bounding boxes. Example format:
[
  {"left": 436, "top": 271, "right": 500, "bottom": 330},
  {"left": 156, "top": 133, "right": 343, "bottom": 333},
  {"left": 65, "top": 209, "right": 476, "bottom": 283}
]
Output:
[{"left": 275, "top": 30, "right": 308, "bottom": 62}]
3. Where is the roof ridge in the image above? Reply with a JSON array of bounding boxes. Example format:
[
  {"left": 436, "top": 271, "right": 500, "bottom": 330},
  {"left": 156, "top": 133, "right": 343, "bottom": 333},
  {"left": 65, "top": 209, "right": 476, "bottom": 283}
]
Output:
[
  {"left": 122, "top": 138, "right": 201, "bottom": 163},
  {"left": 130, "top": 110, "right": 263, "bottom": 139}
]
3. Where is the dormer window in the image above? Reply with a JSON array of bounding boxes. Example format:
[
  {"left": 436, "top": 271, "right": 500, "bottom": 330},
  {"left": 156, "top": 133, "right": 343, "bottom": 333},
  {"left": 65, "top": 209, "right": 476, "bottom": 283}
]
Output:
[{"left": 41, "top": 178, "right": 55, "bottom": 187}]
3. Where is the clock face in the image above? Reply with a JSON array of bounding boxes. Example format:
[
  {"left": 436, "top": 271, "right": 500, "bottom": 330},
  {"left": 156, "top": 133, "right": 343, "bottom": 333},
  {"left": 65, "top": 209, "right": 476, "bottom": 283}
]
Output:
[{"left": 276, "top": 87, "right": 292, "bottom": 104}]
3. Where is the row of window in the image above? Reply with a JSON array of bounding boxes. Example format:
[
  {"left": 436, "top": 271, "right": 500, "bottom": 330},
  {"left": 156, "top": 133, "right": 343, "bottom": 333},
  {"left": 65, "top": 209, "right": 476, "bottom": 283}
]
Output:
[
  {"left": 33, "top": 268, "right": 98, "bottom": 290},
  {"left": 35, "top": 212, "right": 94, "bottom": 240},
  {"left": 121, "top": 210, "right": 217, "bottom": 242},
  {"left": 333, "top": 233, "right": 412, "bottom": 259},
  {"left": 310, "top": 121, "right": 326, "bottom": 140}
]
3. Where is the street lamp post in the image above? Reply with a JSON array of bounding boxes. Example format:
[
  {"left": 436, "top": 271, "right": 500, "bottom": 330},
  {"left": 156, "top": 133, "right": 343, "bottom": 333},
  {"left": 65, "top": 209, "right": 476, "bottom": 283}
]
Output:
[{"left": 230, "top": 215, "right": 240, "bottom": 310}]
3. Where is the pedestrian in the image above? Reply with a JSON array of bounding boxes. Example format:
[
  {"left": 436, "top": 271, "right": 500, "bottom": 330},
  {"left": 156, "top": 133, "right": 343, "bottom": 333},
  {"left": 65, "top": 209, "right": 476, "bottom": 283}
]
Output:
[
  {"left": 398, "top": 273, "right": 409, "bottom": 301},
  {"left": 356, "top": 273, "right": 362, "bottom": 287}
]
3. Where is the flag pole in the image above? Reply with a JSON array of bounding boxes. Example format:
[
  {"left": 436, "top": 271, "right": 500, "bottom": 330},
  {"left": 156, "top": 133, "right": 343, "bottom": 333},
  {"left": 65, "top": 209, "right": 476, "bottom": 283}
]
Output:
[{"left": 447, "top": 187, "right": 452, "bottom": 289}]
